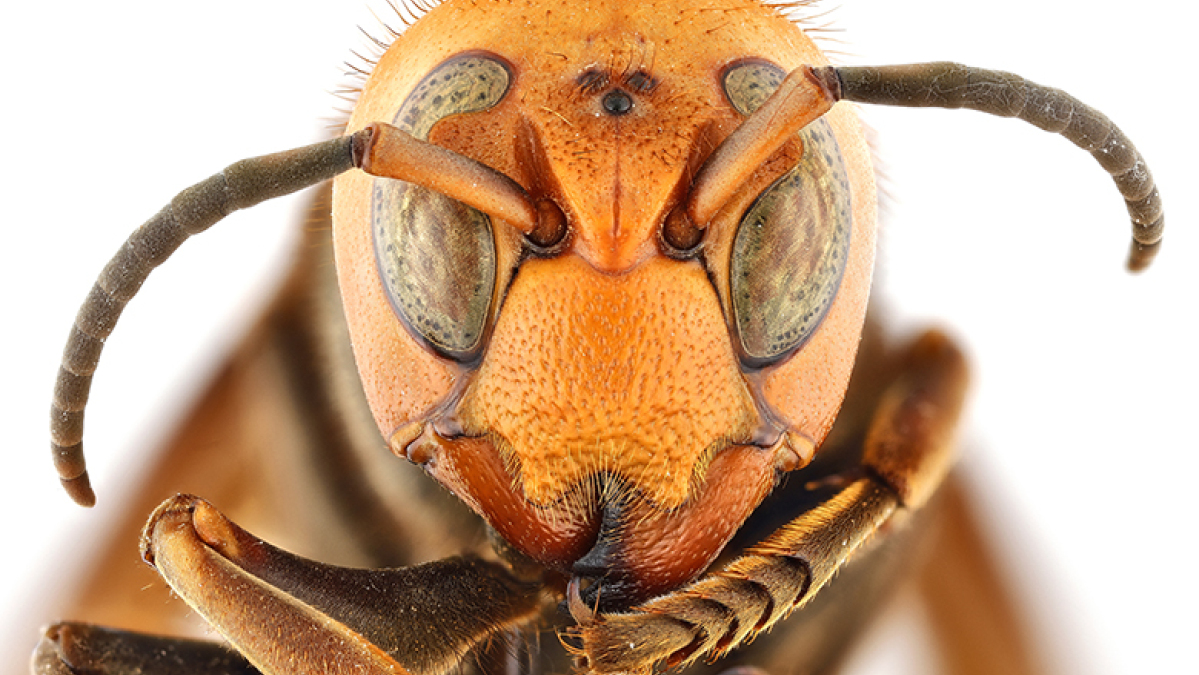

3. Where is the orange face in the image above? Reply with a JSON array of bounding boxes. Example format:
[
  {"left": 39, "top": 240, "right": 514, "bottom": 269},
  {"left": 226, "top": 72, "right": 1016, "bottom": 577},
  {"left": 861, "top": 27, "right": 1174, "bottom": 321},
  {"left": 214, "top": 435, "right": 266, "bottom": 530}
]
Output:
[{"left": 332, "top": 0, "right": 876, "bottom": 606}]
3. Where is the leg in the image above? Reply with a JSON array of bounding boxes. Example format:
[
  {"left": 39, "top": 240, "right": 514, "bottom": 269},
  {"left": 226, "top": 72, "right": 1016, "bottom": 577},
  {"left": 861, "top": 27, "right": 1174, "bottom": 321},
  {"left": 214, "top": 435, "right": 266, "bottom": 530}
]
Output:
[
  {"left": 146, "top": 494, "right": 542, "bottom": 675},
  {"left": 32, "top": 623, "right": 257, "bottom": 675},
  {"left": 917, "top": 476, "right": 1046, "bottom": 675},
  {"left": 572, "top": 330, "right": 968, "bottom": 674},
  {"left": 35, "top": 494, "right": 544, "bottom": 675}
]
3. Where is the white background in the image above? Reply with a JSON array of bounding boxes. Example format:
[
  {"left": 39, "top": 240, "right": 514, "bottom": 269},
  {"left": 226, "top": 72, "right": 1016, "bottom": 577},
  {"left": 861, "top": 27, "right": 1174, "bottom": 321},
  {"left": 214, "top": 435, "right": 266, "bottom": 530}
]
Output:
[{"left": 0, "top": 1, "right": 1193, "bottom": 674}]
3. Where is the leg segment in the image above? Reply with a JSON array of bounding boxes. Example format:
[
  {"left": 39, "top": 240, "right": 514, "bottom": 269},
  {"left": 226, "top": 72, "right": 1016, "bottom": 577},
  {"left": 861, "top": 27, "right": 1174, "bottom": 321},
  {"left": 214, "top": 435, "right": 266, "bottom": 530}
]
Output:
[
  {"left": 573, "top": 330, "right": 968, "bottom": 674},
  {"left": 32, "top": 623, "right": 257, "bottom": 675},
  {"left": 139, "top": 494, "right": 542, "bottom": 675},
  {"left": 917, "top": 478, "right": 1047, "bottom": 675}
]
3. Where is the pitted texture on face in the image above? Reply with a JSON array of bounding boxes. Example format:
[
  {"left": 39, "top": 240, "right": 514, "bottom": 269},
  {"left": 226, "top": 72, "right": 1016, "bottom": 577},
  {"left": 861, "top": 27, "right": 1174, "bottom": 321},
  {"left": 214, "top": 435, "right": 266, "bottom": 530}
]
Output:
[
  {"left": 457, "top": 255, "right": 759, "bottom": 509},
  {"left": 334, "top": 0, "right": 879, "bottom": 590}
]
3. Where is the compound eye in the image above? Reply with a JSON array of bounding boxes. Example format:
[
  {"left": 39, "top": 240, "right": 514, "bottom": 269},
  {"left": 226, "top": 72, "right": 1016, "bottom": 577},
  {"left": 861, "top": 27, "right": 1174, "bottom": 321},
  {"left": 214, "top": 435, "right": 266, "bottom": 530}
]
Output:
[
  {"left": 373, "top": 54, "right": 511, "bottom": 361},
  {"left": 723, "top": 62, "right": 853, "bottom": 366}
]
